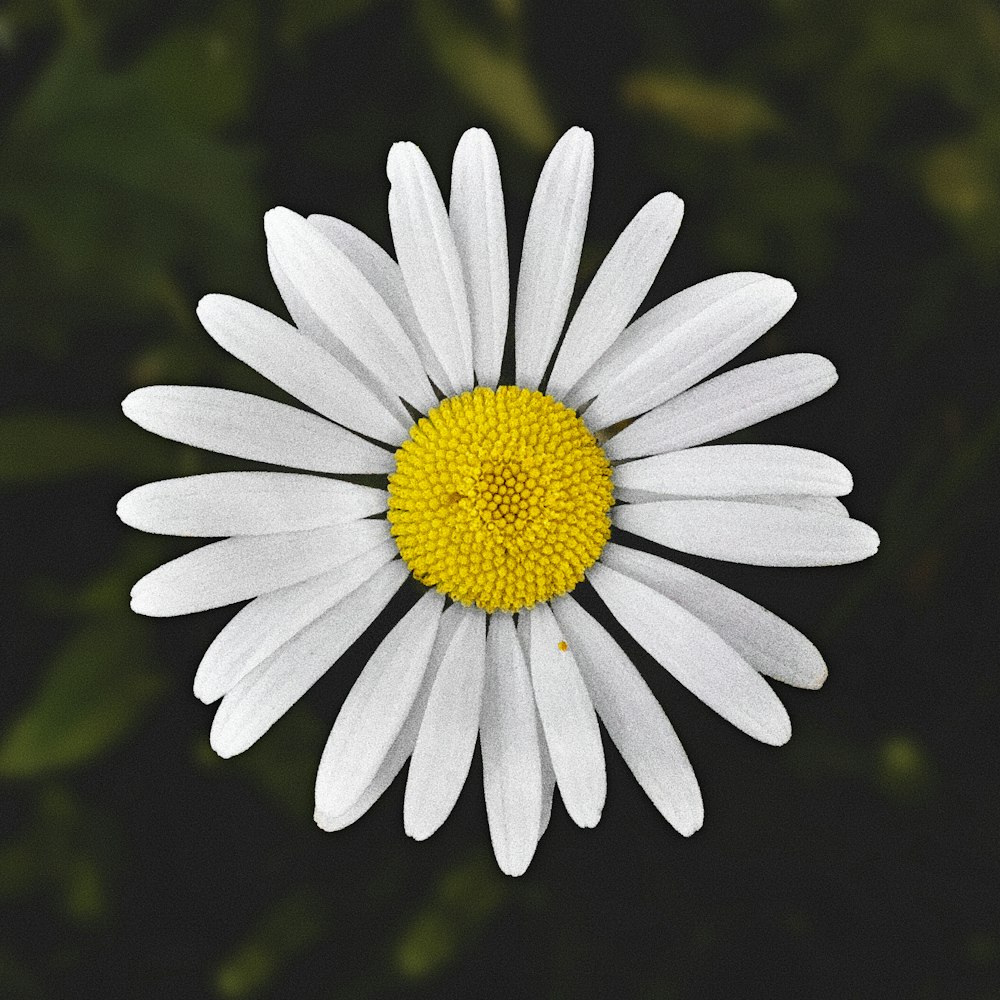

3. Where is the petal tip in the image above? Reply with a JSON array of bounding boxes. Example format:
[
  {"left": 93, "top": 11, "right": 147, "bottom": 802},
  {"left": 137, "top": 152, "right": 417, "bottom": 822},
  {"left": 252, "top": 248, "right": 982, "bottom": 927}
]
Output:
[
  {"left": 208, "top": 729, "right": 240, "bottom": 760},
  {"left": 120, "top": 388, "right": 145, "bottom": 420},
  {"left": 768, "top": 715, "right": 793, "bottom": 747},
  {"left": 263, "top": 206, "right": 300, "bottom": 239},
  {"left": 496, "top": 854, "right": 531, "bottom": 878},
  {"left": 403, "top": 817, "right": 435, "bottom": 843},
  {"left": 806, "top": 663, "right": 829, "bottom": 691},
  {"left": 774, "top": 276, "right": 797, "bottom": 306},
  {"left": 313, "top": 808, "right": 337, "bottom": 832},
  {"left": 677, "top": 811, "right": 704, "bottom": 837}
]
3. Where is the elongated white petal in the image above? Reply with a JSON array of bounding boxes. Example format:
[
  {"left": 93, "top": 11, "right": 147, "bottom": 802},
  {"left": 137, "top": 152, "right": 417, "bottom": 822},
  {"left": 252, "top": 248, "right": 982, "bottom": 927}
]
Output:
[
  {"left": 605, "top": 354, "right": 837, "bottom": 459},
  {"left": 613, "top": 445, "right": 852, "bottom": 501},
  {"left": 130, "top": 519, "right": 390, "bottom": 617},
  {"left": 515, "top": 127, "right": 593, "bottom": 390},
  {"left": 551, "top": 595, "right": 703, "bottom": 833},
  {"left": 600, "top": 542, "right": 827, "bottom": 689},
  {"left": 388, "top": 142, "right": 474, "bottom": 392},
  {"left": 264, "top": 207, "right": 437, "bottom": 412},
  {"left": 537, "top": 710, "right": 556, "bottom": 841},
  {"left": 315, "top": 604, "right": 466, "bottom": 832},
  {"left": 266, "top": 246, "right": 328, "bottom": 346},
  {"left": 480, "top": 614, "right": 543, "bottom": 877},
  {"left": 611, "top": 489, "right": 852, "bottom": 513},
  {"left": 613, "top": 500, "right": 880, "bottom": 566},
  {"left": 588, "top": 562, "right": 791, "bottom": 744},
  {"left": 307, "top": 215, "right": 456, "bottom": 397},
  {"left": 315, "top": 591, "right": 445, "bottom": 817},
  {"left": 524, "top": 604, "right": 605, "bottom": 828},
  {"left": 210, "top": 560, "right": 408, "bottom": 757},
  {"left": 547, "top": 193, "right": 683, "bottom": 399},
  {"left": 118, "top": 472, "right": 387, "bottom": 537},
  {"left": 450, "top": 129, "right": 509, "bottom": 389},
  {"left": 267, "top": 247, "right": 414, "bottom": 429},
  {"left": 196, "top": 294, "right": 408, "bottom": 445},
  {"left": 569, "top": 274, "right": 795, "bottom": 426},
  {"left": 567, "top": 273, "right": 761, "bottom": 407},
  {"left": 122, "top": 386, "right": 393, "bottom": 474},
  {"left": 404, "top": 608, "right": 487, "bottom": 840},
  {"left": 742, "top": 494, "right": 848, "bottom": 517},
  {"left": 194, "top": 540, "right": 398, "bottom": 703},
  {"left": 514, "top": 615, "right": 555, "bottom": 841}
]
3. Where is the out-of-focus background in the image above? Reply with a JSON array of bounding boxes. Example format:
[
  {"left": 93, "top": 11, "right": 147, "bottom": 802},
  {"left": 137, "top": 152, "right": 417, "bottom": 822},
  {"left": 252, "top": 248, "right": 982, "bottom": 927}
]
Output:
[{"left": 2, "top": 0, "right": 998, "bottom": 996}]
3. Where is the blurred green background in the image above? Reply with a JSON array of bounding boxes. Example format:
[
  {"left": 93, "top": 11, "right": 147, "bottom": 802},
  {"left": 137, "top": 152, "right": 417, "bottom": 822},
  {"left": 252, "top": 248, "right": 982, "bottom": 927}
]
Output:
[{"left": 2, "top": 0, "right": 999, "bottom": 996}]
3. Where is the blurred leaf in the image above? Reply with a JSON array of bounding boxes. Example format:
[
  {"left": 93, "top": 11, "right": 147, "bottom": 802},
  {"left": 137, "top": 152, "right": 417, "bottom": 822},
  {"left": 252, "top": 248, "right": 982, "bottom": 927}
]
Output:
[
  {"left": 215, "top": 892, "right": 327, "bottom": 998},
  {"left": 710, "top": 160, "right": 851, "bottom": 282},
  {"left": 195, "top": 704, "right": 325, "bottom": 819},
  {"left": 280, "top": 0, "right": 381, "bottom": 48},
  {"left": 129, "top": 3, "right": 257, "bottom": 129},
  {"left": 0, "top": 786, "right": 118, "bottom": 925},
  {"left": 0, "top": 616, "right": 164, "bottom": 778},
  {"left": 395, "top": 850, "right": 507, "bottom": 980},
  {"left": 877, "top": 734, "right": 934, "bottom": 803},
  {"left": 920, "top": 124, "right": 1000, "bottom": 272},
  {"left": 623, "top": 69, "right": 783, "bottom": 142},
  {"left": 823, "top": 404, "right": 1000, "bottom": 634},
  {"left": 417, "top": 0, "right": 556, "bottom": 152},
  {"left": 0, "top": 413, "right": 183, "bottom": 483},
  {"left": 0, "top": 31, "right": 262, "bottom": 313}
]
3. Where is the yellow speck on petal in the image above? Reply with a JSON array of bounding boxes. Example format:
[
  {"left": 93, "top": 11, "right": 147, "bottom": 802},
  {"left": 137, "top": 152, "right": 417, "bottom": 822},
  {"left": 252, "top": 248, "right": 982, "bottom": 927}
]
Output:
[
  {"left": 557, "top": 640, "right": 568, "bottom": 652},
  {"left": 388, "top": 386, "right": 614, "bottom": 614}
]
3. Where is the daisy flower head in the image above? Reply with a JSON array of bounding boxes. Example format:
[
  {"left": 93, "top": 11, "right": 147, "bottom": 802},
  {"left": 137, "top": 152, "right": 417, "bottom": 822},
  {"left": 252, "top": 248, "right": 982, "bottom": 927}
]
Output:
[{"left": 118, "top": 127, "right": 879, "bottom": 876}]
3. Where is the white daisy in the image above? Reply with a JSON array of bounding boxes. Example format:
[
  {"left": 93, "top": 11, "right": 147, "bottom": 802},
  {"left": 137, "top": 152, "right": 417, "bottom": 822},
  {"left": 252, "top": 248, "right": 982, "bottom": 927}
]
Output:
[{"left": 118, "top": 127, "right": 879, "bottom": 876}]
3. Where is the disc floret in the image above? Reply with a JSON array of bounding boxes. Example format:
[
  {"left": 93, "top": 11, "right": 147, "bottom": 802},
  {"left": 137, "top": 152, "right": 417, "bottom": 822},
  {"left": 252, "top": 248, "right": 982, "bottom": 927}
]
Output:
[{"left": 388, "top": 386, "right": 614, "bottom": 613}]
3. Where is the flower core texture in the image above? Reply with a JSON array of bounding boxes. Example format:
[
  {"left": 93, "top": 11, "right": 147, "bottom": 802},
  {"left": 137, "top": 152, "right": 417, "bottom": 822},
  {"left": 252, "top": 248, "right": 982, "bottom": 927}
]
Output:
[{"left": 388, "top": 385, "right": 613, "bottom": 613}]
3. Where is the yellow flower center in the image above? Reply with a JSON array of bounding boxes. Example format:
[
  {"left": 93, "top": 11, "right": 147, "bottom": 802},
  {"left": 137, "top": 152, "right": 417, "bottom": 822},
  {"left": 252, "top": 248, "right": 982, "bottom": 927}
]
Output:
[{"left": 388, "top": 386, "right": 614, "bottom": 613}]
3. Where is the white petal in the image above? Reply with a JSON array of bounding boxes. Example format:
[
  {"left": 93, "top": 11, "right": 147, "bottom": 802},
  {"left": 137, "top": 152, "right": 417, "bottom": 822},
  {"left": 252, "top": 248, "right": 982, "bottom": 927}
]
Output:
[
  {"left": 515, "top": 614, "right": 556, "bottom": 841},
  {"left": 267, "top": 247, "right": 415, "bottom": 430},
  {"left": 307, "top": 215, "right": 456, "bottom": 398},
  {"left": 404, "top": 607, "right": 487, "bottom": 840},
  {"left": 611, "top": 489, "right": 852, "bottom": 512},
  {"left": 266, "top": 245, "right": 328, "bottom": 347},
  {"left": 130, "top": 519, "right": 390, "bottom": 617},
  {"left": 194, "top": 540, "right": 398, "bottom": 704},
  {"left": 450, "top": 129, "right": 509, "bottom": 390},
  {"left": 480, "top": 613, "right": 543, "bottom": 877},
  {"left": 514, "top": 127, "right": 593, "bottom": 391},
  {"left": 588, "top": 562, "right": 791, "bottom": 745},
  {"left": 599, "top": 542, "right": 827, "bottom": 689},
  {"left": 122, "top": 386, "right": 394, "bottom": 474},
  {"left": 547, "top": 192, "right": 684, "bottom": 399},
  {"left": 315, "top": 604, "right": 466, "bottom": 832},
  {"left": 536, "top": 709, "right": 556, "bottom": 842},
  {"left": 523, "top": 605, "right": 605, "bottom": 828},
  {"left": 613, "top": 445, "right": 853, "bottom": 501},
  {"left": 387, "top": 142, "right": 474, "bottom": 392},
  {"left": 196, "top": 294, "right": 408, "bottom": 446},
  {"left": 314, "top": 591, "right": 445, "bottom": 817},
  {"left": 550, "top": 595, "right": 703, "bottom": 833},
  {"left": 264, "top": 207, "right": 437, "bottom": 412},
  {"left": 569, "top": 274, "right": 796, "bottom": 426},
  {"left": 566, "top": 272, "right": 761, "bottom": 407},
  {"left": 605, "top": 354, "right": 837, "bottom": 459},
  {"left": 210, "top": 560, "right": 409, "bottom": 757},
  {"left": 613, "top": 500, "right": 880, "bottom": 566},
  {"left": 118, "top": 472, "right": 387, "bottom": 537},
  {"left": 742, "top": 494, "right": 848, "bottom": 517}
]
